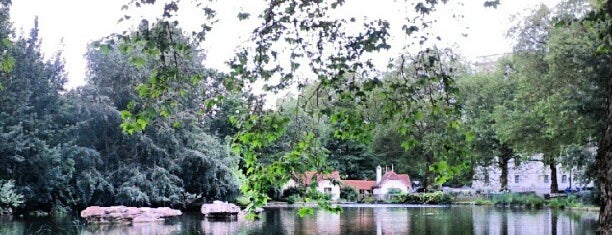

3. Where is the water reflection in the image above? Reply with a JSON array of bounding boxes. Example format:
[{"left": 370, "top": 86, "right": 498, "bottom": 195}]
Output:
[
  {"left": 0, "top": 206, "right": 600, "bottom": 234},
  {"left": 472, "top": 207, "right": 598, "bottom": 235},
  {"left": 81, "top": 223, "right": 181, "bottom": 235}
]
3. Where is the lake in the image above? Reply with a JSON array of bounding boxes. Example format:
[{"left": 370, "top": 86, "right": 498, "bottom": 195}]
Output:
[{"left": 0, "top": 205, "right": 599, "bottom": 234}]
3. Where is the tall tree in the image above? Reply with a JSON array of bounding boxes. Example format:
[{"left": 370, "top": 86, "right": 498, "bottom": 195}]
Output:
[
  {"left": 497, "top": 1, "right": 606, "bottom": 193},
  {"left": 0, "top": 20, "right": 73, "bottom": 212},
  {"left": 116, "top": 0, "right": 497, "bottom": 215},
  {"left": 457, "top": 57, "right": 518, "bottom": 191},
  {"left": 590, "top": 0, "right": 612, "bottom": 230}
]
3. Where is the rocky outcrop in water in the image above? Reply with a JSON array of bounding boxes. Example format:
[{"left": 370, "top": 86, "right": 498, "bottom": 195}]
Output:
[
  {"left": 201, "top": 201, "right": 241, "bottom": 219},
  {"left": 80, "top": 206, "right": 182, "bottom": 224}
]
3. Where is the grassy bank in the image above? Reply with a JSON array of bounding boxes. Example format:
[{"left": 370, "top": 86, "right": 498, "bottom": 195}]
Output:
[{"left": 460, "top": 193, "right": 597, "bottom": 210}]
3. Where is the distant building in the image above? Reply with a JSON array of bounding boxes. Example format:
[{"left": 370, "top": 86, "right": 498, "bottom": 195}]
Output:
[
  {"left": 343, "top": 166, "right": 412, "bottom": 200},
  {"left": 284, "top": 171, "right": 342, "bottom": 200},
  {"left": 342, "top": 180, "right": 375, "bottom": 200},
  {"left": 283, "top": 166, "right": 412, "bottom": 201},
  {"left": 472, "top": 155, "right": 592, "bottom": 196},
  {"left": 372, "top": 166, "right": 412, "bottom": 199}
]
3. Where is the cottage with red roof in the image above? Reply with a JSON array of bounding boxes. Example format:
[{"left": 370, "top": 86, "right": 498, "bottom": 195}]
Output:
[
  {"left": 283, "top": 171, "right": 342, "bottom": 200},
  {"left": 342, "top": 165, "right": 412, "bottom": 200},
  {"left": 372, "top": 165, "right": 412, "bottom": 198}
]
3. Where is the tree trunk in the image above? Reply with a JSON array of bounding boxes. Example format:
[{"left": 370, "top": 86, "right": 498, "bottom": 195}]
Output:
[
  {"left": 600, "top": 1, "right": 612, "bottom": 229},
  {"left": 424, "top": 154, "right": 435, "bottom": 192},
  {"left": 549, "top": 160, "right": 559, "bottom": 193},
  {"left": 498, "top": 145, "right": 513, "bottom": 192},
  {"left": 499, "top": 159, "right": 509, "bottom": 192}
]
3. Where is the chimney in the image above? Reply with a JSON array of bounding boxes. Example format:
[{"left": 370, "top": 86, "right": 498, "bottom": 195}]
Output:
[{"left": 376, "top": 165, "right": 382, "bottom": 184}]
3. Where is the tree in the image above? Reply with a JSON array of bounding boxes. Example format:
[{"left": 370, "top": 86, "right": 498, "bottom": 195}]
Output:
[
  {"left": 589, "top": 0, "right": 612, "bottom": 230},
  {"left": 457, "top": 57, "right": 518, "bottom": 191},
  {"left": 495, "top": 1, "right": 605, "bottom": 194},
  {"left": 116, "top": 0, "right": 498, "bottom": 216},
  {"left": 371, "top": 48, "right": 472, "bottom": 191},
  {"left": 0, "top": 19, "right": 76, "bottom": 212}
]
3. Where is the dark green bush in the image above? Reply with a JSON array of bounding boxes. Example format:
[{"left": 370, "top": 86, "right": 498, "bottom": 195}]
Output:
[
  {"left": 282, "top": 186, "right": 304, "bottom": 198},
  {"left": 492, "top": 193, "right": 545, "bottom": 208},
  {"left": 548, "top": 195, "right": 582, "bottom": 209},
  {"left": 474, "top": 198, "right": 492, "bottom": 205},
  {"left": 393, "top": 192, "right": 453, "bottom": 204},
  {"left": 340, "top": 186, "right": 358, "bottom": 202}
]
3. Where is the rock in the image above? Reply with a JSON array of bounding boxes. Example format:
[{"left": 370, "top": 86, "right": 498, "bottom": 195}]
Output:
[
  {"left": 80, "top": 206, "right": 182, "bottom": 224},
  {"left": 132, "top": 213, "right": 163, "bottom": 223},
  {"left": 201, "top": 201, "right": 241, "bottom": 219},
  {"left": 81, "top": 206, "right": 104, "bottom": 218},
  {"left": 153, "top": 207, "right": 182, "bottom": 217}
]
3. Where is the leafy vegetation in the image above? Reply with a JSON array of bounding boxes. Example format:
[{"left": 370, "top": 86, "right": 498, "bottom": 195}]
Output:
[
  {"left": 391, "top": 192, "right": 454, "bottom": 205},
  {"left": 1, "top": 1, "right": 611, "bottom": 230},
  {"left": 491, "top": 193, "right": 546, "bottom": 208},
  {"left": 340, "top": 186, "right": 358, "bottom": 202},
  {"left": 0, "top": 180, "right": 24, "bottom": 213}
]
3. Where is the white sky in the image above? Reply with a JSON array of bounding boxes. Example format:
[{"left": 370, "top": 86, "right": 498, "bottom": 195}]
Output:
[{"left": 10, "top": 0, "right": 561, "bottom": 89}]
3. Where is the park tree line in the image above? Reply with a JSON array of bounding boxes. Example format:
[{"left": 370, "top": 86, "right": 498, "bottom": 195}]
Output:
[{"left": 0, "top": 0, "right": 611, "bottom": 230}]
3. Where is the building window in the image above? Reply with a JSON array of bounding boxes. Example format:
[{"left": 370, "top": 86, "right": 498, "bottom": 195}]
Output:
[
  {"left": 562, "top": 175, "right": 568, "bottom": 184},
  {"left": 514, "top": 175, "right": 520, "bottom": 184},
  {"left": 543, "top": 175, "right": 549, "bottom": 184}
]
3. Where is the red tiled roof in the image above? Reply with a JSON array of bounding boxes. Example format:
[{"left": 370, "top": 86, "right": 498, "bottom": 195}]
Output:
[
  {"left": 342, "top": 180, "right": 375, "bottom": 191},
  {"left": 299, "top": 171, "right": 341, "bottom": 185},
  {"left": 374, "top": 171, "right": 412, "bottom": 189}
]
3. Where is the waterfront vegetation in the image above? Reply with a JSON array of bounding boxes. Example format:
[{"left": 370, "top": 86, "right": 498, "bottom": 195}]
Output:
[
  {"left": 1, "top": 0, "right": 612, "bottom": 230},
  {"left": 0, "top": 206, "right": 601, "bottom": 234}
]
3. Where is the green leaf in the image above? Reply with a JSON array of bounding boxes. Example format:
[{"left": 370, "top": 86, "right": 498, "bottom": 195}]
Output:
[
  {"left": 120, "top": 110, "right": 133, "bottom": 119},
  {"left": 1, "top": 38, "right": 11, "bottom": 48},
  {"left": 1, "top": 54, "right": 15, "bottom": 73},
  {"left": 172, "top": 122, "right": 181, "bottom": 128},
  {"left": 465, "top": 132, "right": 475, "bottom": 142},
  {"left": 136, "top": 118, "right": 148, "bottom": 130},
  {"left": 100, "top": 44, "right": 111, "bottom": 55},
  {"left": 130, "top": 56, "right": 146, "bottom": 69},
  {"left": 298, "top": 207, "right": 314, "bottom": 217}
]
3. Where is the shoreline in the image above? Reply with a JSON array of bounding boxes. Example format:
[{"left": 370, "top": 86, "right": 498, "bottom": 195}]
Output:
[{"left": 263, "top": 201, "right": 454, "bottom": 208}]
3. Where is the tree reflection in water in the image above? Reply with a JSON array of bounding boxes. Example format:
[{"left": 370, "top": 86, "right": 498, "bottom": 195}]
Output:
[{"left": 0, "top": 206, "right": 600, "bottom": 234}]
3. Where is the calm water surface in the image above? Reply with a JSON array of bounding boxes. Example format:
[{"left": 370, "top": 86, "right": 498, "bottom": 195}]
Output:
[{"left": 0, "top": 205, "right": 599, "bottom": 234}]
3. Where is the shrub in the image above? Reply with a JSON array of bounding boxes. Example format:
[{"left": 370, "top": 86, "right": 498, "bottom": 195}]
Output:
[
  {"left": 548, "top": 195, "right": 582, "bottom": 209},
  {"left": 474, "top": 198, "right": 492, "bottom": 205},
  {"left": 286, "top": 195, "right": 300, "bottom": 204},
  {"left": 492, "top": 193, "right": 545, "bottom": 208},
  {"left": 362, "top": 195, "right": 376, "bottom": 204},
  {"left": 0, "top": 180, "right": 25, "bottom": 214},
  {"left": 340, "top": 186, "right": 358, "bottom": 202},
  {"left": 282, "top": 186, "right": 304, "bottom": 198},
  {"left": 523, "top": 194, "right": 545, "bottom": 208},
  {"left": 235, "top": 195, "right": 250, "bottom": 207},
  {"left": 393, "top": 192, "right": 453, "bottom": 204}
]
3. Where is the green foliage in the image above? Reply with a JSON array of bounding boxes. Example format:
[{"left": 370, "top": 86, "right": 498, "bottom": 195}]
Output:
[
  {"left": 372, "top": 48, "right": 472, "bottom": 190},
  {"left": 548, "top": 195, "right": 583, "bottom": 209},
  {"left": 474, "top": 198, "right": 493, "bottom": 205},
  {"left": 392, "top": 192, "right": 454, "bottom": 204},
  {"left": 491, "top": 193, "right": 545, "bottom": 208},
  {"left": 0, "top": 180, "right": 24, "bottom": 209},
  {"left": 457, "top": 59, "right": 519, "bottom": 190},
  {"left": 490, "top": 0, "right": 606, "bottom": 193},
  {"left": 340, "top": 186, "right": 358, "bottom": 202}
]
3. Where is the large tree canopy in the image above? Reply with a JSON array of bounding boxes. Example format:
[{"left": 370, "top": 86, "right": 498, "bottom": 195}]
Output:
[{"left": 109, "top": 0, "right": 501, "bottom": 217}]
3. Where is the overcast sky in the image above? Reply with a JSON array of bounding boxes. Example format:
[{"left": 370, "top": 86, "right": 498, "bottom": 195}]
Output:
[{"left": 10, "top": 0, "right": 561, "bottom": 89}]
